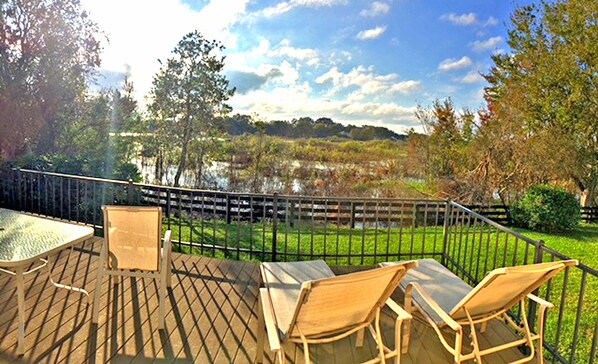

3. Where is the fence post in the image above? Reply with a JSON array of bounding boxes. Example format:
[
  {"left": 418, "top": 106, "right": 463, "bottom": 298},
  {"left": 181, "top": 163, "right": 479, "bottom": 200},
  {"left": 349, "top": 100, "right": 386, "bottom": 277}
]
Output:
[
  {"left": 272, "top": 193, "right": 278, "bottom": 262},
  {"left": 528, "top": 239, "right": 545, "bottom": 331},
  {"left": 127, "top": 179, "right": 135, "bottom": 204},
  {"left": 441, "top": 199, "right": 452, "bottom": 267},
  {"left": 350, "top": 202, "right": 355, "bottom": 229}
]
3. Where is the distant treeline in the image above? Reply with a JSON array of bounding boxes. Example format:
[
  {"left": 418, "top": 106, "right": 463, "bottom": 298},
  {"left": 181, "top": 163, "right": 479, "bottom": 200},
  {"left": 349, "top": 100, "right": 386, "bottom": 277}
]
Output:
[{"left": 223, "top": 114, "right": 407, "bottom": 141}]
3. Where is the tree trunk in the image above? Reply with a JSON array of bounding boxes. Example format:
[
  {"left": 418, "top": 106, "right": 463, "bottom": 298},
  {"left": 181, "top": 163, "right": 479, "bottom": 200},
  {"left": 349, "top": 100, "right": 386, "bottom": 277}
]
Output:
[
  {"left": 155, "top": 151, "right": 164, "bottom": 184},
  {"left": 580, "top": 189, "right": 594, "bottom": 207},
  {"left": 195, "top": 147, "right": 205, "bottom": 189},
  {"left": 174, "top": 114, "right": 192, "bottom": 187},
  {"left": 174, "top": 140, "right": 189, "bottom": 187}
]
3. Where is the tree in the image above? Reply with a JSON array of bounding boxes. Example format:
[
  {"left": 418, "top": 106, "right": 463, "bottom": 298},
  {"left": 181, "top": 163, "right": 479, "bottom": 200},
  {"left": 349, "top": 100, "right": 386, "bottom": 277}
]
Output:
[
  {"left": 0, "top": 0, "right": 101, "bottom": 160},
  {"left": 484, "top": 0, "right": 598, "bottom": 205},
  {"left": 149, "top": 31, "right": 234, "bottom": 187}
]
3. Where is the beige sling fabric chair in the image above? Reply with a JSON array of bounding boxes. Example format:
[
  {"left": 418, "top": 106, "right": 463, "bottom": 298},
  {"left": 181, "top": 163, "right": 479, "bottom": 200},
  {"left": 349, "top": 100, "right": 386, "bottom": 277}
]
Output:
[
  {"left": 92, "top": 205, "right": 172, "bottom": 329},
  {"left": 255, "top": 260, "right": 417, "bottom": 364},
  {"left": 382, "top": 259, "right": 578, "bottom": 364}
]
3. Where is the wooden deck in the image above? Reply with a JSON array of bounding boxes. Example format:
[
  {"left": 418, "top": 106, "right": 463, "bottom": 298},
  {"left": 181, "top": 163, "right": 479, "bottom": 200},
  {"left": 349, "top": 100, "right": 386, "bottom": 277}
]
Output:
[{"left": 0, "top": 237, "right": 533, "bottom": 363}]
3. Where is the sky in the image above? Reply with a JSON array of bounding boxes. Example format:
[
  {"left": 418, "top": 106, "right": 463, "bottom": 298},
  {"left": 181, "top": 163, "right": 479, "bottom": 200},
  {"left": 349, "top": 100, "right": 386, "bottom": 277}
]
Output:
[{"left": 80, "top": 0, "right": 521, "bottom": 134}]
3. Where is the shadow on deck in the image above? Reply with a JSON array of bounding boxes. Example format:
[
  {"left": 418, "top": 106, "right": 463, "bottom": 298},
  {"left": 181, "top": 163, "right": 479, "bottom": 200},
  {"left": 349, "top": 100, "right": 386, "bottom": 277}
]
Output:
[{"left": 0, "top": 238, "right": 532, "bottom": 363}]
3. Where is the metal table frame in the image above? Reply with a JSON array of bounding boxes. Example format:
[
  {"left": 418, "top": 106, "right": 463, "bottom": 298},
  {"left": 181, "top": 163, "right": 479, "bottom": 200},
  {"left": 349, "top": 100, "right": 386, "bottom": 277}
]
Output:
[{"left": 0, "top": 208, "right": 94, "bottom": 356}]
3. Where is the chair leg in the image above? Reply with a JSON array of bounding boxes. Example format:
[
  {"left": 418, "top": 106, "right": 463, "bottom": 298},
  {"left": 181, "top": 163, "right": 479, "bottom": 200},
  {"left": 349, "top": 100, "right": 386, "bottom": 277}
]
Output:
[
  {"left": 374, "top": 309, "right": 386, "bottom": 364},
  {"left": 395, "top": 316, "right": 404, "bottom": 364},
  {"left": 158, "top": 278, "right": 166, "bottom": 329},
  {"left": 537, "top": 305, "right": 550, "bottom": 364},
  {"left": 454, "top": 329, "right": 464, "bottom": 364},
  {"left": 92, "top": 242, "right": 107, "bottom": 324},
  {"left": 166, "top": 251, "right": 172, "bottom": 288},
  {"left": 302, "top": 339, "right": 310, "bottom": 364},
  {"left": 403, "top": 285, "right": 414, "bottom": 352},
  {"left": 356, "top": 328, "right": 365, "bottom": 347},
  {"left": 256, "top": 294, "right": 265, "bottom": 363},
  {"left": 480, "top": 320, "right": 488, "bottom": 333},
  {"left": 465, "top": 309, "right": 482, "bottom": 364}
]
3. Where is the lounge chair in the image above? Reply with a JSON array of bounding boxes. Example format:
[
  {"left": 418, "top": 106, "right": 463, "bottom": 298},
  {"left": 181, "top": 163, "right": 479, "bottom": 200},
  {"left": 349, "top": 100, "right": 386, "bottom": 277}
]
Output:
[
  {"left": 92, "top": 205, "right": 172, "bottom": 329},
  {"left": 381, "top": 259, "right": 578, "bottom": 363},
  {"left": 255, "top": 260, "right": 418, "bottom": 364}
]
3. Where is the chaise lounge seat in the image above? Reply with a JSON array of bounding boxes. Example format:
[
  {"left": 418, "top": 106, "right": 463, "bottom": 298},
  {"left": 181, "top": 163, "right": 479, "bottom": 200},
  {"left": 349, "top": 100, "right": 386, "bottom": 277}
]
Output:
[
  {"left": 256, "top": 259, "right": 417, "bottom": 364},
  {"left": 381, "top": 258, "right": 577, "bottom": 364}
]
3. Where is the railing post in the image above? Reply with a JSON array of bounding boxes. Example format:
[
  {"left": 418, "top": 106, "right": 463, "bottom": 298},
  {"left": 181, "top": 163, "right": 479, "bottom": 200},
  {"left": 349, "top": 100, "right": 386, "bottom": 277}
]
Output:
[
  {"left": 226, "top": 194, "right": 232, "bottom": 224},
  {"left": 16, "top": 168, "right": 22, "bottom": 211},
  {"left": 166, "top": 189, "right": 171, "bottom": 219},
  {"left": 272, "top": 193, "right": 278, "bottom": 262},
  {"left": 441, "top": 199, "right": 452, "bottom": 267},
  {"left": 127, "top": 179, "right": 135, "bottom": 205},
  {"left": 528, "top": 239, "right": 545, "bottom": 330}
]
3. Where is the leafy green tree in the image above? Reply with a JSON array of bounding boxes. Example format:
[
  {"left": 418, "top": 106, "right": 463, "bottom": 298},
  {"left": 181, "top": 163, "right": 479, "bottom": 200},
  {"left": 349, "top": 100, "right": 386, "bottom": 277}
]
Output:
[
  {"left": 484, "top": 0, "right": 598, "bottom": 205},
  {"left": 149, "top": 31, "right": 234, "bottom": 187},
  {"left": 0, "top": 0, "right": 101, "bottom": 160}
]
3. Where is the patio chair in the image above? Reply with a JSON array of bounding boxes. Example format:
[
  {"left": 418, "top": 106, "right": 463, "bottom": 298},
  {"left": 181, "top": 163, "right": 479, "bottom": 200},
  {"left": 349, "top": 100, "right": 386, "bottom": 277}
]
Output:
[
  {"left": 255, "top": 260, "right": 418, "bottom": 364},
  {"left": 92, "top": 205, "right": 172, "bottom": 329},
  {"left": 381, "top": 259, "right": 578, "bottom": 364}
]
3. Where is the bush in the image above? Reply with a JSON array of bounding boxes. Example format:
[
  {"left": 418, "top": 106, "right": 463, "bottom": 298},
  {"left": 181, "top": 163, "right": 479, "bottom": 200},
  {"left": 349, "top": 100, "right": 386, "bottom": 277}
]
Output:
[{"left": 511, "top": 185, "right": 580, "bottom": 232}]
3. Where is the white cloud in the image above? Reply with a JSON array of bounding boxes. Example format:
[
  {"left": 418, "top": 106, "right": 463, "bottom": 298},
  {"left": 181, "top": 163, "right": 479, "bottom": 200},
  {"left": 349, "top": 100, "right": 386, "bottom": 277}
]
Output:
[
  {"left": 438, "top": 56, "right": 473, "bottom": 71},
  {"left": 485, "top": 16, "right": 499, "bottom": 26},
  {"left": 316, "top": 65, "right": 395, "bottom": 94},
  {"left": 268, "top": 39, "right": 319, "bottom": 66},
  {"left": 257, "top": 0, "right": 346, "bottom": 18},
  {"left": 460, "top": 70, "right": 485, "bottom": 84},
  {"left": 341, "top": 102, "right": 416, "bottom": 120},
  {"left": 440, "top": 12, "right": 478, "bottom": 26},
  {"left": 360, "top": 1, "right": 390, "bottom": 17},
  {"left": 316, "top": 65, "right": 422, "bottom": 100},
  {"left": 441, "top": 13, "right": 499, "bottom": 27},
  {"left": 356, "top": 26, "right": 387, "bottom": 41},
  {"left": 390, "top": 80, "right": 422, "bottom": 94},
  {"left": 471, "top": 36, "right": 502, "bottom": 52},
  {"left": 81, "top": 0, "right": 250, "bottom": 103}
]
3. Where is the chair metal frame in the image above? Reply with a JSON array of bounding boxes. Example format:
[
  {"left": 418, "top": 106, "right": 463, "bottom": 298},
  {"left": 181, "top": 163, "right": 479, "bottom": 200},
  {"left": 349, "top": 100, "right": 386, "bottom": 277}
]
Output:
[{"left": 91, "top": 205, "right": 172, "bottom": 329}]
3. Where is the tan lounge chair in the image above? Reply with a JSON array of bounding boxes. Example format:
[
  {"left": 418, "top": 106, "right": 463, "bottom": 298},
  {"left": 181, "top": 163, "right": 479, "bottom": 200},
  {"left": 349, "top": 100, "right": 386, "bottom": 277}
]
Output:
[
  {"left": 381, "top": 259, "right": 578, "bottom": 364},
  {"left": 92, "top": 205, "right": 172, "bottom": 329},
  {"left": 255, "top": 260, "right": 417, "bottom": 364}
]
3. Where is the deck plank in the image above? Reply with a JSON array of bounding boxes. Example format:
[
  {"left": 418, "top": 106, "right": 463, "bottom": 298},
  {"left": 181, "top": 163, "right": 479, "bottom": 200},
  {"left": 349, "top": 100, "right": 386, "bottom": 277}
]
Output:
[{"left": 0, "top": 239, "right": 536, "bottom": 363}]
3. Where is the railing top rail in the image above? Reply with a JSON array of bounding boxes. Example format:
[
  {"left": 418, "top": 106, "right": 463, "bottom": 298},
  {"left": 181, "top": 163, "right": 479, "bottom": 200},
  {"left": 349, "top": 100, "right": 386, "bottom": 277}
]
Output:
[
  {"left": 540, "top": 244, "right": 598, "bottom": 276},
  {"left": 11, "top": 168, "right": 130, "bottom": 186},
  {"left": 11, "top": 168, "right": 446, "bottom": 203},
  {"left": 449, "top": 200, "right": 541, "bottom": 247}
]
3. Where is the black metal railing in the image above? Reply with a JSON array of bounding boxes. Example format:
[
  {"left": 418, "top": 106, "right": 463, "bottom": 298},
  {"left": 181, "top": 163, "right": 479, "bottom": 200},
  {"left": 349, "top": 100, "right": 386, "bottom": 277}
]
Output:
[{"left": 0, "top": 168, "right": 596, "bottom": 363}]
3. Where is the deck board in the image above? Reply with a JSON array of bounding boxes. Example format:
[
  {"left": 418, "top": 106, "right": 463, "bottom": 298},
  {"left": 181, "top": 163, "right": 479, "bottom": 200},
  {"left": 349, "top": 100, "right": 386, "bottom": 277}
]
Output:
[{"left": 0, "top": 237, "right": 534, "bottom": 363}]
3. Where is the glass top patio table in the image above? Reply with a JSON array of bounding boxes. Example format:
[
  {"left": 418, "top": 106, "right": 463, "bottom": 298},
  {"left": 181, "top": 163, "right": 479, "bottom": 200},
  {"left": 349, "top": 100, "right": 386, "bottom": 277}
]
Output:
[{"left": 0, "top": 208, "right": 94, "bottom": 267}]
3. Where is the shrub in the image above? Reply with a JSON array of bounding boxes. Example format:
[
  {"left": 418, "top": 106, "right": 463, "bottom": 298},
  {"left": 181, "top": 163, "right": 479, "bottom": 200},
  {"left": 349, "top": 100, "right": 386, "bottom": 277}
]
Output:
[{"left": 511, "top": 185, "right": 580, "bottom": 232}]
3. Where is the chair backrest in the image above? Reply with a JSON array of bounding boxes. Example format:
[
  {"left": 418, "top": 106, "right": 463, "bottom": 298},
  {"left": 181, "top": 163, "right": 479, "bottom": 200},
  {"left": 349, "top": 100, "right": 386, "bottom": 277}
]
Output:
[
  {"left": 286, "top": 260, "right": 417, "bottom": 339},
  {"left": 449, "top": 259, "right": 578, "bottom": 321},
  {"left": 102, "top": 205, "right": 162, "bottom": 271}
]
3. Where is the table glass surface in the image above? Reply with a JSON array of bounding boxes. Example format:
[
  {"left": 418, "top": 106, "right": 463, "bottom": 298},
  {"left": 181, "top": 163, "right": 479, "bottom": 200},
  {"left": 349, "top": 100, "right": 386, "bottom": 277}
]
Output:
[{"left": 0, "top": 208, "right": 94, "bottom": 264}]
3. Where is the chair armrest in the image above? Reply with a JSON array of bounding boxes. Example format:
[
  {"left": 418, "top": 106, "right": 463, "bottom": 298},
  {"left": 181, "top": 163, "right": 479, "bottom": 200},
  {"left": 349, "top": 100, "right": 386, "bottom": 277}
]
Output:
[
  {"left": 527, "top": 293, "right": 554, "bottom": 309},
  {"left": 406, "top": 282, "right": 461, "bottom": 331},
  {"left": 385, "top": 298, "right": 412, "bottom": 321},
  {"left": 259, "top": 288, "right": 282, "bottom": 353}
]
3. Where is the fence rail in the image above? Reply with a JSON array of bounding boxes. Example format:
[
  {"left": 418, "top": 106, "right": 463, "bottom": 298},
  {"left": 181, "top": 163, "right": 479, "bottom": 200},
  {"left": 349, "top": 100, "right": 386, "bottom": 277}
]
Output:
[
  {"left": 582, "top": 206, "right": 598, "bottom": 223},
  {"left": 0, "top": 168, "right": 596, "bottom": 363}
]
